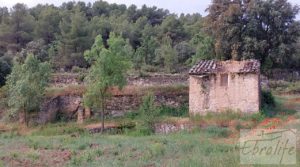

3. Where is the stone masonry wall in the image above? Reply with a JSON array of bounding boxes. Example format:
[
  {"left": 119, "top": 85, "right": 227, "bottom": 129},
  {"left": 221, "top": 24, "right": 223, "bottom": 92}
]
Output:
[{"left": 189, "top": 73, "right": 260, "bottom": 115}]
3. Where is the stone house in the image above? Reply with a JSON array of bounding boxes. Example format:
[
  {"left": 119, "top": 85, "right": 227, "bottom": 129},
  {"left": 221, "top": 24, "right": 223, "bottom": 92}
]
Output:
[{"left": 189, "top": 60, "right": 260, "bottom": 115}]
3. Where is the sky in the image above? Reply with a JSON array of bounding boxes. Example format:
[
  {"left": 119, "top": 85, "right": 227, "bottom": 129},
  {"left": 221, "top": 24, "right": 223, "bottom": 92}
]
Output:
[{"left": 0, "top": 0, "right": 299, "bottom": 18}]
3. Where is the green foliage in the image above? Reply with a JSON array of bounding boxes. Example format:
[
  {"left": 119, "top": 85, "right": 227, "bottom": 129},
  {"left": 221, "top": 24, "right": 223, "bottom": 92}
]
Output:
[
  {"left": 57, "top": 8, "right": 92, "bottom": 69},
  {"left": 83, "top": 34, "right": 131, "bottom": 132},
  {"left": 158, "top": 105, "right": 188, "bottom": 117},
  {"left": 205, "top": 0, "right": 300, "bottom": 68},
  {"left": 191, "top": 33, "right": 216, "bottom": 64},
  {"left": 0, "top": 3, "right": 35, "bottom": 53},
  {"left": 1, "top": 1, "right": 299, "bottom": 71},
  {"left": 35, "top": 6, "right": 60, "bottom": 44},
  {"left": 155, "top": 36, "right": 178, "bottom": 73},
  {"left": 261, "top": 90, "right": 276, "bottom": 109},
  {"left": 6, "top": 54, "right": 51, "bottom": 124},
  {"left": 31, "top": 122, "right": 86, "bottom": 136},
  {"left": 269, "top": 80, "right": 300, "bottom": 94},
  {"left": 0, "top": 58, "right": 11, "bottom": 87},
  {"left": 205, "top": 126, "right": 231, "bottom": 138},
  {"left": 135, "top": 93, "right": 160, "bottom": 136}
]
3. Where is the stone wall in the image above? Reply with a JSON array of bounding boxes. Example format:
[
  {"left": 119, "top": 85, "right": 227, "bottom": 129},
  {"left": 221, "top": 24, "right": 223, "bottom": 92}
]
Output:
[
  {"left": 49, "top": 73, "right": 188, "bottom": 87},
  {"left": 39, "top": 91, "right": 188, "bottom": 124},
  {"left": 127, "top": 74, "right": 188, "bottom": 86},
  {"left": 38, "top": 95, "right": 82, "bottom": 124},
  {"left": 50, "top": 73, "right": 82, "bottom": 87},
  {"left": 189, "top": 73, "right": 260, "bottom": 115}
]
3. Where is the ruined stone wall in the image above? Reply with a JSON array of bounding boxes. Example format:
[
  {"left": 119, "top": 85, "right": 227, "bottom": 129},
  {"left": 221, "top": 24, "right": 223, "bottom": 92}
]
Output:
[
  {"left": 39, "top": 92, "right": 188, "bottom": 123},
  {"left": 189, "top": 73, "right": 260, "bottom": 115}
]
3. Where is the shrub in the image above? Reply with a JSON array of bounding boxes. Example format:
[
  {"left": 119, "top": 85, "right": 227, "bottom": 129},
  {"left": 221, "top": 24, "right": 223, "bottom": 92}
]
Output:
[
  {"left": 158, "top": 105, "right": 188, "bottom": 117},
  {"left": 135, "top": 93, "right": 160, "bottom": 136},
  {"left": 141, "top": 65, "right": 159, "bottom": 73},
  {"left": 261, "top": 90, "right": 275, "bottom": 108},
  {"left": 205, "top": 126, "right": 231, "bottom": 138}
]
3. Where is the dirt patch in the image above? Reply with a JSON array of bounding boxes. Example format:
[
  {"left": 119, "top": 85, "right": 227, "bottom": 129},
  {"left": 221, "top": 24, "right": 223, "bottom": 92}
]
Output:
[
  {"left": 85, "top": 122, "right": 119, "bottom": 130},
  {"left": 0, "top": 146, "right": 71, "bottom": 167}
]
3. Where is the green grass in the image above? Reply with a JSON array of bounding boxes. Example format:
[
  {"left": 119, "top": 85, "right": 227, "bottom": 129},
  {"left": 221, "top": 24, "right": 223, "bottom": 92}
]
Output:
[
  {"left": 269, "top": 80, "right": 300, "bottom": 94},
  {"left": 31, "top": 122, "right": 87, "bottom": 136},
  {"left": 0, "top": 130, "right": 241, "bottom": 167},
  {"left": 1, "top": 127, "right": 298, "bottom": 167}
]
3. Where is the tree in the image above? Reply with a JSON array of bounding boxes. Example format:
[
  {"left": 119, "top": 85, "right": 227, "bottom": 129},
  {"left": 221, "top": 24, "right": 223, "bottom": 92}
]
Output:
[
  {"left": 6, "top": 4, "right": 35, "bottom": 52},
  {"left": 205, "top": 0, "right": 300, "bottom": 68},
  {"left": 175, "top": 41, "right": 195, "bottom": 63},
  {"left": 58, "top": 7, "right": 92, "bottom": 69},
  {"left": 136, "top": 93, "right": 159, "bottom": 135},
  {"left": 83, "top": 34, "right": 131, "bottom": 133},
  {"left": 18, "top": 39, "right": 49, "bottom": 62},
  {"left": 6, "top": 54, "right": 51, "bottom": 126},
  {"left": 160, "top": 15, "right": 187, "bottom": 43},
  {"left": 0, "top": 58, "right": 11, "bottom": 87},
  {"left": 35, "top": 6, "right": 61, "bottom": 44},
  {"left": 141, "top": 24, "right": 159, "bottom": 65},
  {"left": 155, "top": 36, "right": 178, "bottom": 73},
  {"left": 191, "top": 33, "right": 216, "bottom": 64}
]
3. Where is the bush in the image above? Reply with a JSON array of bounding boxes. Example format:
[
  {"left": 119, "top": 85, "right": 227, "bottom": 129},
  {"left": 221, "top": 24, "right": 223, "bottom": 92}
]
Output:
[
  {"left": 158, "top": 105, "right": 188, "bottom": 117},
  {"left": 0, "top": 58, "right": 11, "bottom": 87},
  {"left": 261, "top": 90, "right": 275, "bottom": 108},
  {"left": 135, "top": 93, "right": 160, "bottom": 136},
  {"left": 141, "top": 65, "right": 159, "bottom": 73},
  {"left": 205, "top": 126, "right": 231, "bottom": 138}
]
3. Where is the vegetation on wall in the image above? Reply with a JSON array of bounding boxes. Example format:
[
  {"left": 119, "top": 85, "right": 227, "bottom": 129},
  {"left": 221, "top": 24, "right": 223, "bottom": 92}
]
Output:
[{"left": 6, "top": 55, "right": 51, "bottom": 126}]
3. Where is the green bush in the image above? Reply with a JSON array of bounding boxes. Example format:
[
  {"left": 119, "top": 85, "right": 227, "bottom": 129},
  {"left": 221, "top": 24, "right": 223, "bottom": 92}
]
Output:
[
  {"left": 141, "top": 65, "right": 159, "bottom": 73},
  {"left": 261, "top": 90, "right": 275, "bottom": 108},
  {"left": 205, "top": 126, "right": 231, "bottom": 138},
  {"left": 261, "top": 90, "right": 277, "bottom": 116},
  {"left": 158, "top": 105, "right": 188, "bottom": 117},
  {"left": 135, "top": 93, "right": 160, "bottom": 136}
]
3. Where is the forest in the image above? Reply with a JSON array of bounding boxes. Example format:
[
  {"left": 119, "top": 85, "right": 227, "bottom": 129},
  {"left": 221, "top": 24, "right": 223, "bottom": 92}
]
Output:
[
  {"left": 0, "top": 1, "right": 300, "bottom": 166},
  {"left": 0, "top": 0, "right": 300, "bottom": 87}
]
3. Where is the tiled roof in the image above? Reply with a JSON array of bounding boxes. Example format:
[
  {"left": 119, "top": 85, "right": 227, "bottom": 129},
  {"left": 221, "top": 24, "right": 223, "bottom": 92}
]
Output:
[
  {"left": 189, "top": 59, "right": 260, "bottom": 75},
  {"left": 238, "top": 60, "right": 260, "bottom": 73}
]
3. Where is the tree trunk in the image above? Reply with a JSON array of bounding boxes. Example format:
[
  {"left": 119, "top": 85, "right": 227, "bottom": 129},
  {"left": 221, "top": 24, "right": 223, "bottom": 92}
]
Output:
[
  {"left": 25, "top": 110, "right": 28, "bottom": 127},
  {"left": 19, "top": 111, "right": 25, "bottom": 125},
  {"left": 84, "top": 107, "right": 91, "bottom": 119},
  {"left": 101, "top": 100, "right": 105, "bottom": 134}
]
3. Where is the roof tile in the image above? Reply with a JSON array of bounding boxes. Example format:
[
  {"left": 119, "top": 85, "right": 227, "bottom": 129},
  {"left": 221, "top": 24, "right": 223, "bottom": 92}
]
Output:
[{"left": 189, "top": 59, "right": 260, "bottom": 75}]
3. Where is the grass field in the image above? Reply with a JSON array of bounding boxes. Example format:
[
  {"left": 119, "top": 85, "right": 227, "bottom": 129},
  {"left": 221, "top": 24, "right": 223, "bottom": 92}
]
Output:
[{"left": 0, "top": 95, "right": 299, "bottom": 167}]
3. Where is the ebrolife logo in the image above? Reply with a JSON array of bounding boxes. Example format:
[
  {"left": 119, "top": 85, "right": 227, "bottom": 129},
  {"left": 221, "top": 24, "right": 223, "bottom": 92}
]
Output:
[{"left": 240, "top": 129, "right": 297, "bottom": 165}]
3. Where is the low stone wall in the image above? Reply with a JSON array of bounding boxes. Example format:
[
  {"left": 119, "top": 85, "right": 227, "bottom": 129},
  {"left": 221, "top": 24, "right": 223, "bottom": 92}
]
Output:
[
  {"left": 127, "top": 74, "right": 188, "bottom": 86},
  {"left": 50, "top": 73, "right": 82, "bottom": 87},
  {"left": 39, "top": 90, "right": 189, "bottom": 124},
  {"left": 38, "top": 95, "right": 82, "bottom": 124},
  {"left": 49, "top": 73, "right": 188, "bottom": 87},
  {"left": 154, "top": 123, "right": 196, "bottom": 134}
]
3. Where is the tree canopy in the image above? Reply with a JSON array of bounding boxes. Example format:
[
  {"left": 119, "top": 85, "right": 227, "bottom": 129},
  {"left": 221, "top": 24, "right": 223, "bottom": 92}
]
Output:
[
  {"left": 83, "top": 34, "right": 131, "bottom": 132},
  {"left": 205, "top": 0, "right": 300, "bottom": 69},
  {"left": 6, "top": 54, "right": 51, "bottom": 125},
  {"left": 0, "top": 0, "right": 299, "bottom": 75}
]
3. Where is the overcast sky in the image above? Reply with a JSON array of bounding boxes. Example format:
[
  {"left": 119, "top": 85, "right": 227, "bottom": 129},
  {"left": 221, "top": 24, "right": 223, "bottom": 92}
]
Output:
[{"left": 0, "top": 0, "right": 299, "bottom": 17}]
